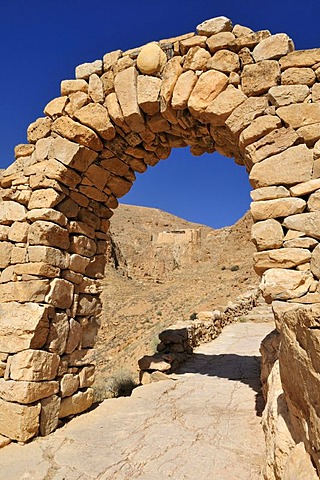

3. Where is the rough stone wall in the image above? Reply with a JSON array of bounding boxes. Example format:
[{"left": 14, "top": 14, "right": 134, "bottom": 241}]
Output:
[{"left": 0, "top": 15, "right": 320, "bottom": 474}]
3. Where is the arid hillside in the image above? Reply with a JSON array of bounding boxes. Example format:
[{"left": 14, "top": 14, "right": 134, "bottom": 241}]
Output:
[{"left": 94, "top": 204, "right": 259, "bottom": 398}]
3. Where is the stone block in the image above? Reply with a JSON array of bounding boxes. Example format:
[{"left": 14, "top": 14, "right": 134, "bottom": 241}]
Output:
[
  {"left": 0, "top": 201, "right": 26, "bottom": 225},
  {"left": 137, "top": 43, "right": 166, "bottom": 75},
  {"left": 50, "top": 136, "right": 98, "bottom": 173},
  {"left": 44, "top": 96, "right": 68, "bottom": 118},
  {"left": 196, "top": 16, "right": 233, "bottom": 36},
  {"left": 74, "top": 103, "right": 115, "bottom": 142},
  {"left": 27, "top": 117, "right": 52, "bottom": 143},
  {"left": 283, "top": 212, "right": 320, "bottom": 240},
  {"left": 160, "top": 56, "right": 183, "bottom": 116},
  {"left": 24, "top": 159, "right": 81, "bottom": 189},
  {"left": 46, "top": 312, "right": 69, "bottom": 355},
  {"left": 241, "top": 60, "right": 280, "bottom": 96},
  {"left": 65, "top": 319, "right": 82, "bottom": 354},
  {"left": 70, "top": 235, "right": 97, "bottom": 257},
  {"left": 308, "top": 191, "right": 320, "bottom": 212},
  {"left": 207, "top": 50, "right": 240, "bottom": 73},
  {"left": 268, "top": 85, "right": 309, "bottom": 107},
  {"left": 0, "top": 241, "right": 13, "bottom": 268},
  {"left": 260, "top": 268, "right": 313, "bottom": 303},
  {"left": 290, "top": 179, "right": 320, "bottom": 197},
  {"left": 76, "top": 294, "right": 102, "bottom": 316},
  {"left": 8, "top": 222, "right": 29, "bottom": 242},
  {"left": 137, "top": 75, "right": 162, "bottom": 115},
  {"left": 104, "top": 92, "right": 128, "bottom": 130},
  {"left": 281, "top": 67, "right": 315, "bottom": 86},
  {"left": 284, "top": 237, "right": 318, "bottom": 249},
  {"left": 252, "top": 33, "right": 294, "bottom": 62},
  {"left": 277, "top": 103, "right": 320, "bottom": 129},
  {"left": 28, "top": 245, "right": 69, "bottom": 269},
  {"left": 245, "top": 127, "right": 299, "bottom": 165},
  {"left": 225, "top": 97, "right": 268, "bottom": 135},
  {"left": 1, "top": 262, "right": 60, "bottom": 283},
  {"left": 179, "top": 36, "right": 206, "bottom": 55},
  {"left": 0, "top": 379, "right": 58, "bottom": 404},
  {"left": 0, "top": 280, "right": 50, "bottom": 303},
  {"left": 239, "top": 115, "right": 281, "bottom": 150},
  {"left": 79, "top": 365, "right": 95, "bottom": 388},
  {"left": 52, "top": 117, "right": 103, "bottom": 151},
  {"left": 28, "top": 188, "right": 64, "bottom": 210},
  {"left": 60, "top": 79, "right": 88, "bottom": 95},
  {"left": 9, "top": 350, "right": 60, "bottom": 382},
  {"left": 204, "top": 85, "right": 247, "bottom": 125},
  {"left": 45, "top": 278, "right": 74, "bottom": 309},
  {"left": 0, "top": 398, "right": 41, "bottom": 442},
  {"left": 188, "top": 69, "right": 228, "bottom": 119},
  {"left": 183, "top": 46, "right": 211, "bottom": 71},
  {"left": 311, "top": 244, "right": 320, "bottom": 279},
  {"left": 58, "top": 388, "right": 93, "bottom": 418},
  {"left": 75, "top": 60, "right": 102, "bottom": 80},
  {"left": 60, "top": 373, "right": 80, "bottom": 397},
  {"left": 28, "top": 220, "right": 70, "bottom": 250},
  {"left": 206, "top": 32, "right": 235, "bottom": 54},
  {"left": 280, "top": 49, "right": 320, "bottom": 69},
  {"left": 251, "top": 219, "right": 283, "bottom": 251},
  {"left": 114, "top": 66, "right": 145, "bottom": 133},
  {"left": 40, "top": 394, "right": 61, "bottom": 436},
  {"left": 251, "top": 198, "right": 306, "bottom": 221},
  {"left": 254, "top": 248, "right": 311, "bottom": 274}
]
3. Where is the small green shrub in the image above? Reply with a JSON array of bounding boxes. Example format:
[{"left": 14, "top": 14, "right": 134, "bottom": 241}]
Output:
[
  {"left": 230, "top": 265, "right": 239, "bottom": 272},
  {"left": 190, "top": 312, "right": 197, "bottom": 320}
]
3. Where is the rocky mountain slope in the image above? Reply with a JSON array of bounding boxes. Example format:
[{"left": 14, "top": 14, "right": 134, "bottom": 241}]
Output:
[{"left": 94, "top": 204, "right": 259, "bottom": 398}]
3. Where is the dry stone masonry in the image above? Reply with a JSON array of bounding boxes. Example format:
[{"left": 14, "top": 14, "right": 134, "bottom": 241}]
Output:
[{"left": 0, "top": 14, "right": 320, "bottom": 478}]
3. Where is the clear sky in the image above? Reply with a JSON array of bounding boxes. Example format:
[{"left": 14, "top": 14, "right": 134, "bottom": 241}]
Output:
[{"left": 1, "top": 0, "right": 320, "bottom": 228}]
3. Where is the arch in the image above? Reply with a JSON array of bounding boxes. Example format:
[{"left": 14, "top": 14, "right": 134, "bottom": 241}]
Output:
[{"left": 0, "top": 16, "right": 320, "bottom": 466}]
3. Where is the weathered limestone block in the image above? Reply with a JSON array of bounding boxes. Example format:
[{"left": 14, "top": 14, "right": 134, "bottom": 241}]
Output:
[
  {"left": 311, "top": 244, "right": 320, "bottom": 279},
  {"left": 204, "top": 85, "right": 246, "bottom": 125},
  {"left": 0, "top": 226, "right": 10, "bottom": 241},
  {"left": 79, "top": 365, "right": 95, "bottom": 388},
  {"left": 75, "top": 60, "right": 102, "bottom": 80},
  {"left": 283, "top": 212, "right": 320, "bottom": 239},
  {"left": 290, "top": 179, "right": 320, "bottom": 197},
  {"left": 260, "top": 268, "right": 313, "bottom": 303},
  {"left": 207, "top": 50, "right": 240, "bottom": 73},
  {"left": 188, "top": 70, "right": 228, "bottom": 119},
  {"left": 66, "top": 349, "right": 95, "bottom": 367},
  {"left": 27, "top": 117, "right": 52, "bottom": 143},
  {"left": 239, "top": 115, "right": 281, "bottom": 149},
  {"left": 241, "top": 60, "right": 280, "bottom": 96},
  {"left": 268, "top": 85, "right": 309, "bottom": 107},
  {"left": 280, "top": 49, "right": 320, "bottom": 69},
  {"left": 0, "top": 242, "right": 13, "bottom": 269},
  {"left": 40, "top": 394, "right": 61, "bottom": 436},
  {"left": 232, "top": 24, "right": 253, "bottom": 37},
  {"left": 60, "top": 373, "right": 80, "bottom": 397},
  {"left": 231, "top": 30, "right": 271, "bottom": 51},
  {"left": 65, "top": 91, "right": 89, "bottom": 116},
  {"left": 9, "top": 350, "right": 59, "bottom": 381},
  {"left": 44, "top": 96, "right": 68, "bottom": 118},
  {"left": 28, "top": 188, "right": 64, "bottom": 210},
  {"left": 250, "top": 186, "right": 290, "bottom": 202},
  {"left": 160, "top": 56, "right": 183, "bottom": 117},
  {"left": 249, "top": 145, "right": 313, "bottom": 188},
  {"left": 76, "top": 294, "right": 101, "bottom": 316},
  {"left": 137, "top": 75, "right": 161, "bottom": 115},
  {"left": 103, "top": 49, "right": 122, "bottom": 71},
  {"left": 225, "top": 97, "right": 268, "bottom": 135},
  {"left": 308, "top": 191, "right": 320, "bottom": 212},
  {"left": 28, "top": 221, "right": 70, "bottom": 250},
  {"left": 254, "top": 248, "right": 311, "bottom": 274},
  {"left": 0, "top": 280, "right": 50, "bottom": 303},
  {"left": 80, "top": 317, "right": 99, "bottom": 348},
  {"left": 283, "top": 442, "right": 319, "bottom": 480},
  {"left": 28, "top": 246, "right": 69, "bottom": 269},
  {"left": 27, "top": 208, "right": 67, "bottom": 228},
  {"left": 0, "top": 302, "right": 51, "bottom": 353},
  {"left": 45, "top": 278, "right": 74, "bottom": 309},
  {"left": 197, "top": 16, "right": 233, "bottom": 36},
  {"left": 52, "top": 117, "right": 103, "bottom": 151},
  {"left": 25, "top": 159, "right": 81, "bottom": 189},
  {"left": 206, "top": 32, "right": 235, "bottom": 54},
  {"left": 138, "top": 354, "right": 171, "bottom": 371},
  {"left": 104, "top": 92, "right": 129, "bottom": 131},
  {"left": 281, "top": 67, "right": 315, "bottom": 86},
  {"left": 61, "top": 79, "right": 88, "bottom": 95},
  {"left": 106, "top": 175, "right": 132, "bottom": 198},
  {"left": 59, "top": 388, "right": 93, "bottom": 418},
  {"left": 114, "top": 66, "right": 145, "bottom": 133},
  {"left": 70, "top": 235, "right": 97, "bottom": 257},
  {"left": 8, "top": 222, "right": 29, "bottom": 243},
  {"left": 14, "top": 143, "right": 35, "bottom": 159},
  {"left": 251, "top": 219, "right": 284, "bottom": 251},
  {"left": 51, "top": 136, "right": 98, "bottom": 173},
  {"left": 0, "top": 379, "right": 58, "bottom": 404},
  {"left": 74, "top": 103, "right": 115, "bottom": 141},
  {"left": 252, "top": 33, "right": 294, "bottom": 62},
  {"left": 46, "top": 312, "right": 69, "bottom": 355},
  {"left": 1, "top": 262, "right": 60, "bottom": 283},
  {"left": 65, "top": 319, "right": 82, "bottom": 354},
  {"left": 88, "top": 74, "right": 104, "bottom": 103},
  {"left": 251, "top": 198, "right": 306, "bottom": 221},
  {"left": 0, "top": 201, "right": 26, "bottom": 225},
  {"left": 57, "top": 198, "right": 80, "bottom": 218},
  {"left": 0, "top": 398, "right": 41, "bottom": 442},
  {"left": 84, "top": 163, "right": 110, "bottom": 191},
  {"left": 183, "top": 46, "right": 211, "bottom": 71},
  {"left": 277, "top": 103, "right": 320, "bottom": 129},
  {"left": 245, "top": 127, "right": 299, "bottom": 165},
  {"left": 137, "top": 43, "right": 166, "bottom": 75},
  {"left": 69, "top": 254, "right": 91, "bottom": 274}
]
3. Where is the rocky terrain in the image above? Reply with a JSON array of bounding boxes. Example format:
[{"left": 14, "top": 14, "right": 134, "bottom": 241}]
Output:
[{"left": 93, "top": 204, "right": 259, "bottom": 399}]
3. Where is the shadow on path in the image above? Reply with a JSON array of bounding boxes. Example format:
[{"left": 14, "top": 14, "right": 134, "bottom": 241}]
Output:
[{"left": 176, "top": 353, "right": 265, "bottom": 416}]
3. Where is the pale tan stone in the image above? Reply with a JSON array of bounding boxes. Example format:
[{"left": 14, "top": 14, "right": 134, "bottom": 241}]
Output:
[
  {"left": 311, "top": 83, "right": 320, "bottom": 102},
  {"left": 160, "top": 56, "right": 183, "bottom": 114},
  {"left": 14, "top": 143, "right": 35, "bottom": 159},
  {"left": 60, "top": 373, "right": 80, "bottom": 397},
  {"left": 44, "top": 96, "right": 68, "bottom": 118},
  {"left": 296, "top": 124, "right": 320, "bottom": 146},
  {"left": 225, "top": 97, "right": 268, "bottom": 135},
  {"left": 0, "top": 280, "right": 49, "bottom": 303},
  {"left": 268, "top": 85, "right": 309, "bottom": 107},
  {"left": 9, "top": 350, "right": 59, "bottom": 381},
  {"left": 241, "top": 60, "right": 280, "bottom": 96},
  {"left": 46, "top": 312, "right": 69, "bottom": 355},
  {"left": 103, "top": 49, "right": 122, "bottom": 71},
  {"left": 28, "top": 220, "right": 70, "bottom": 249},
  {"left": 75, "top": 60, "right": 102, "bottom": 80},
  {"left": 0, "top": 398, "right": 41, "bottom": 442},
  {"left": 114, "top": 66, "right": 145, "bottom": 133},
  {"left": 0, "top": 241, "right": 13, "bottom": 268},
  {"left": 10, "top": 246, "right": 27, "bottom": 265},
  {"left": 308, "top": 190, "right": 320, "bottom": 212},
  {"left": 284, "top": 230, "right": 305, "bottom": 241},
  {"left": 61, "top": 79, "right": 88, "bottom": 95},
  {"left": 68, "top": 221, "right": 95, "bottom": 239},
  {"left": 1, "top": 262, "right": 60, "bottom": 283},
  {"left": 137, "top": 75, "right": 161, "bottom": 115},
  {"left": 188, "top": 70, "right": 228, "bottom": 119},
  {"left": 240, "top": 115, "right": 282, "bottom": 150},
  {"left": 8, "top": 222, "right": 29, "bottom": 242},
  {"left": 65, "top": 319, "right": 82, "bottom": 354},
  {"left": 28, "top": 245, "right": 69, "bottom": 269},
  {"left": 207, "top": 50, "right": 240, "bottom": 73},
  {"left": 104, "top": 92, "right": 128, "bottom": 130},
  {"left": 64, "top": 91, "right": 89, "bottom": 117},
  {"left": 283, "top": 212, "right": 320, "bottom": 239},
  {"left": 283, "top": 442, "right": 318, "bottom": 480},
  {"left": 254, "top": 248, "right": 311, "bottom": 274},
  {"left": 70, "top": 235, "right": 97, "bottom": 257},
  {"left": 0, "top": 434, "right": 11, "bottom": 447},
  {"left": 183, "top": 46, "right": 211, "bottom": 71},
  {"left": 0, "top": 225, "right": 10, "bottom": 241},
  {"left": 277, "top": 103, "right": 320, "bottom": 129},
  {"left": 245, "top": 127, "right": 299, "bottom": 165},
  {"left": 137, "top": 43, "right": 166, "bottom": 75},
  {"left": 206, "top": 32, "right": 235, "bottom": 54},
  {"left": 204, "top": 85, "right": 247, "bottom": 125},
  {"left": 0, "top": 302, "right": 51, "bottom": 353},
  {"left": 249, "top": 145, "right": 313, "bottom": 188},
  {"left": 232, "top": 24, "right": 253, "bottom": 37},
  {"left": 251, "top": 219, "right": 283, "bottom": 251},
  {"left": 281, "top": 67, "right": 315, "bottom": 86},
  {"left": 260, "top": 268, "right": 313, "bottom": 303},
  {"left": 0, "top": 379, "right": 58, "bottom": 404},
  {"left": 251, "top": 198, "right": 306, "bottom": 221},
  {"left": 280, "top": 49, "right": 320, "bottom": 69},
  {"left": 76, "top": 294, "right": 101, "bottom": 316},
  {"left": 40, "top": 394, "right": 61, "bottom": 436},
  {"left": 253, "top": 34, "right": 294, "bottom": 62},
  {"left": 250, "top": 186, "right": 290, "bottom": 202},
  {"left": 28, "top": 188, "right": 64, "bottom": 210},
  {"left": 138, "top": 355, "right": 171, "bottom": 371},
  {"left": 74, "top": 103, "right": 115, "bottom": 141},
  {"left": 69, "top": 254, "right": 91, "bottom": 273},
  {"left": 88, "top": 74, "right": 104, "bottom": 103},
  {"left": 0, "top": 201, "right": 26, "bottom": 225},
  {"left": 290, "top": 179, "right": 320, "bottom": 196},
  {"left": 59, "top": 388, "right": 93, "bottom": 418},
  {"left": 311, "top": 244, "right": 320, "bottom": 279},
  {"left": 113, "top": 56, "right": 134, "bottom": 75},
  {"left": 45, "top": 278, "right": 74, "bottom": 309},
  {"left": 179, "top": 36, "right": 206, "bottom": 55},
  {"left": 27, "top": 117, "right": 52, "bottom": 143},
  {"left": 197, "top": 16, "right": 233, "bottom": 36},
  {"left": 79, "top": 365, "right": 95, "bottom": 388},
  {"left": 27, "top": 208, "right": 68, "bottom": 227},
  {"left": 52, "top": 117, "right": 103, "bottom": 151},
  {"left": 284, "top": 237, "right": 318, "bottom": 249}
]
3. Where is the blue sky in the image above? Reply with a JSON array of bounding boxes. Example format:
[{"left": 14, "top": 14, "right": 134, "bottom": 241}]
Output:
[{"left": 1, "top": 0, "right": 320, "bottom": 228}]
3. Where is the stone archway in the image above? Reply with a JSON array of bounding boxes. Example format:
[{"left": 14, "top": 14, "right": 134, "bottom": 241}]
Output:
[{"left": 1, "top": 15, "right": 320, "bottom": 470}]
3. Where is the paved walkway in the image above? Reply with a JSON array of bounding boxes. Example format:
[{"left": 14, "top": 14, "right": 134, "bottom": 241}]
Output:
[{"left": 0, "top": 322, "right": 273, "bottom": 480}]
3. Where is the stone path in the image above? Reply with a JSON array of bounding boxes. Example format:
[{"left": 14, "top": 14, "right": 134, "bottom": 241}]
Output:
[{"left": 0, "top": 321, "right": 274, "bottom": 480}]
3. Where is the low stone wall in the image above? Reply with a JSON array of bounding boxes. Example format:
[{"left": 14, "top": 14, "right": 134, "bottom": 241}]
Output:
[{"left": 138, "top": 289, "right": 259, "bottom": 382}]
